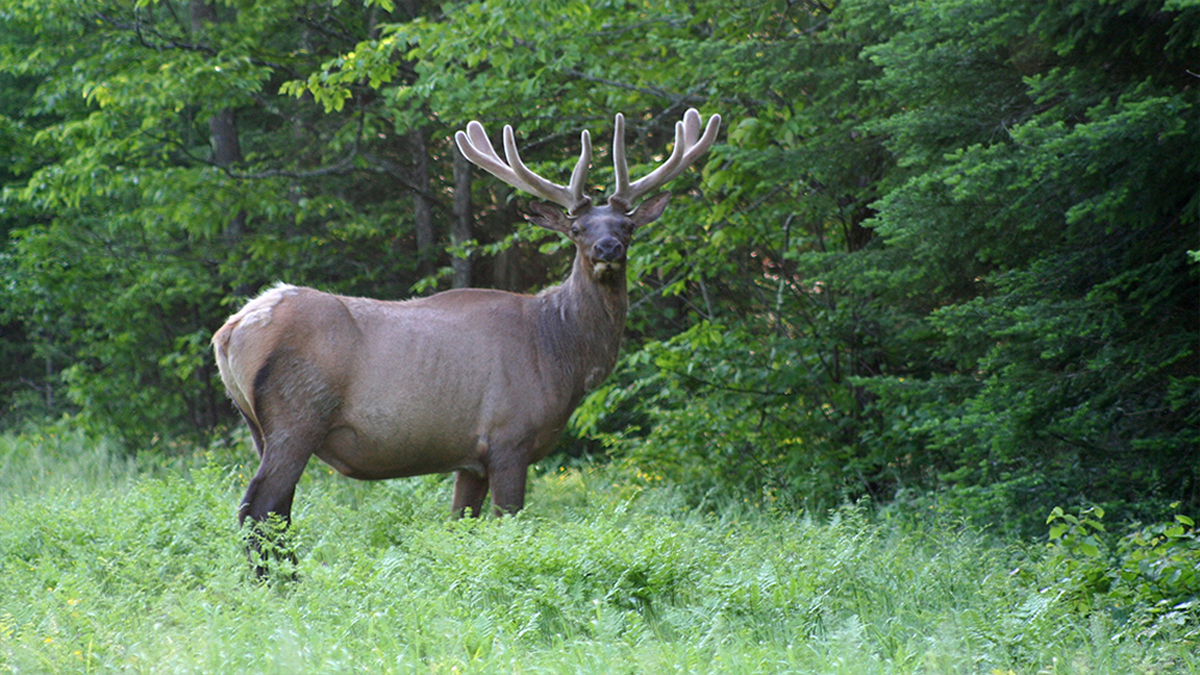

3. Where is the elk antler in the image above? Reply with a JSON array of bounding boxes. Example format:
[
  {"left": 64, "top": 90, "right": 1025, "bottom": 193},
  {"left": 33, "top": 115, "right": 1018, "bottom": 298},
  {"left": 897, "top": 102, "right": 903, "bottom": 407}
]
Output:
[
  {"left": 455, "top": 108, "right": 721, "bottom": 215},
  {"left": 455, "top": 122, "right": 593, "bottom": 216},
  {"left": 609, "top": 108, "right": 722, "bottom": 210}
]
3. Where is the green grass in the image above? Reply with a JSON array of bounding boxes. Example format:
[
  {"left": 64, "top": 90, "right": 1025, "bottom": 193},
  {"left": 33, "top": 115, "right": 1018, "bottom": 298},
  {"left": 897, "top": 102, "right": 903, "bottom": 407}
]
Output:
[{"left": 0, "top": 428, "right": 1195, "bottom": 674}]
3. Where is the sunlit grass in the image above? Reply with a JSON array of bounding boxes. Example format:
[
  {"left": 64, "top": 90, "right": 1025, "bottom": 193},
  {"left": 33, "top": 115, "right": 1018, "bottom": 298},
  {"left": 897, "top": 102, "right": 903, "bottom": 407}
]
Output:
[{"left": 0, "top": 428, "right": 1195, "bottom": 674}]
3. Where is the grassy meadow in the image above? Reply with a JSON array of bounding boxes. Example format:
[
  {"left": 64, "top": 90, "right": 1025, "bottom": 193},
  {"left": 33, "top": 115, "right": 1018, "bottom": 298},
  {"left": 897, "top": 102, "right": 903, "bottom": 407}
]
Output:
[{"left": 0, "top": 427, "right": 1196, "bottom": 674}]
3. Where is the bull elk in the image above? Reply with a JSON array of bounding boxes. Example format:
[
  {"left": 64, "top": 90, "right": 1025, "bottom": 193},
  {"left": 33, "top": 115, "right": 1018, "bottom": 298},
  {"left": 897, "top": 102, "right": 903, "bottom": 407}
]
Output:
[{"left": 212, "top": 109, "right": 721, "bottom": 562}]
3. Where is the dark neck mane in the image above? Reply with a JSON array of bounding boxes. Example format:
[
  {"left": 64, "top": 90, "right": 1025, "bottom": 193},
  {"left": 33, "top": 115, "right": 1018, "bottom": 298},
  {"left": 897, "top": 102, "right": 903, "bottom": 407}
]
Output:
[{"left": 535, "top": 251, "right": 629, "bottom": 401}]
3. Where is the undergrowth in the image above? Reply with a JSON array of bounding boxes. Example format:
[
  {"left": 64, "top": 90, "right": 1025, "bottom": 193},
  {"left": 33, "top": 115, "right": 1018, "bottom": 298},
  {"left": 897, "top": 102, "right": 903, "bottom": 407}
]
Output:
[{"left": 0, "top": 427, "right": 1195, "bottom": 674}]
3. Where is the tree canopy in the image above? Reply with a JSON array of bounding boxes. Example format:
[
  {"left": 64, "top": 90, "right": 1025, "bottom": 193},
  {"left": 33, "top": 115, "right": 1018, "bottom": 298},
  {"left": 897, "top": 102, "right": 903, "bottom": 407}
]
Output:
[{"left": 2, "top": 0, "right": 1197, "bottom": 531}]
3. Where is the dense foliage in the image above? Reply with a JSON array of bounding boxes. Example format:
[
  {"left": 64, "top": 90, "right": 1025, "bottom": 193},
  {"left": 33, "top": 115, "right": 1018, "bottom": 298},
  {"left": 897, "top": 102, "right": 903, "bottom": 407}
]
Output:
[{"left": 1, "top": 0, "right": 1197, "bottom": 530}]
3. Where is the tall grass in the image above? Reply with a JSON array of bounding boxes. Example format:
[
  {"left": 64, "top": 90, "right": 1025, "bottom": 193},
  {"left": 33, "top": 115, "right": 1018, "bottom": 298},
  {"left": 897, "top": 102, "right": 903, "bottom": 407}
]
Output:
[{"left": 0, "top": 428, "right": 1195, "bottom": 674}]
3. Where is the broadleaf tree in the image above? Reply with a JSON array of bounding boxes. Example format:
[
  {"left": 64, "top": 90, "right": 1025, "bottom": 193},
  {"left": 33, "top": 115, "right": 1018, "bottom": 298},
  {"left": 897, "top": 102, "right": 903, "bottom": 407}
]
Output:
[{"left": 0, "top": 0, "right": 1195, "bottom": 528}]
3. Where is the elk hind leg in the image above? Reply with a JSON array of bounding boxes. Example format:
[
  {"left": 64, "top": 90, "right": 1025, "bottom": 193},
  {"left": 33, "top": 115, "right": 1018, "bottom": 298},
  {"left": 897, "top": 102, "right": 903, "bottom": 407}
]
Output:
[
  {"left": 233, "top": 405, "right": 266, "bottom": 458},
  {"left": 239, "top": 416, "right": 324, "bottom": 577}
]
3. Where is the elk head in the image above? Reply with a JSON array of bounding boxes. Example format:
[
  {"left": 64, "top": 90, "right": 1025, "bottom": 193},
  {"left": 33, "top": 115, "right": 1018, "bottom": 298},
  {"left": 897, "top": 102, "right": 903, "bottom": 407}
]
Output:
[{"left": 455, "top": 108, "right": 722, "bottom": 283}]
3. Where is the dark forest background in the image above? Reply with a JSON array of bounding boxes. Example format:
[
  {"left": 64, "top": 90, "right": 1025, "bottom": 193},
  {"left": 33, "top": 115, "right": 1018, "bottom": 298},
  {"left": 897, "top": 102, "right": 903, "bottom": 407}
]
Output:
[{"left": 1, "top": 0, "right": 1197, "bottom": 534}]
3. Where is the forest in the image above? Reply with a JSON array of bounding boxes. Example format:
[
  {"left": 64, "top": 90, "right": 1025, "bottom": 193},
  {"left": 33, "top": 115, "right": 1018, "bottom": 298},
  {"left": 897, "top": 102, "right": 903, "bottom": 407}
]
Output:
[
  {"left": 1, "top": 0, "right": 1199, "bottom": 671},
  {"left": 1, "top": 0, "right": 1198, "bottom": 529}
]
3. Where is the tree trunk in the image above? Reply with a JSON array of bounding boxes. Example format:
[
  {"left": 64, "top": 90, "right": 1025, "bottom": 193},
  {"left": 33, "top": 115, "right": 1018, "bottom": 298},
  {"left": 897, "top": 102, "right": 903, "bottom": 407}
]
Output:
[
  {"left": 192, "top": 0, "right": 244, "bottom": 432},
  {"left": 451, "top": 145, "right": 473, "bottom": 288},
  {"left": 191, "top": 0, "right": 246, "bottom": 242},
  {"left": 410, "top": 126, "right": 436, "bottom": 278}
]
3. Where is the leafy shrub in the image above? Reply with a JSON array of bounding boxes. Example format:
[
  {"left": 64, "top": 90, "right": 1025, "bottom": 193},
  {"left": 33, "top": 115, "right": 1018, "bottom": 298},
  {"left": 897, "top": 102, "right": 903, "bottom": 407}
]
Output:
[{"left": 1044, "top": 504, "right": 1200, "bottom": 639}]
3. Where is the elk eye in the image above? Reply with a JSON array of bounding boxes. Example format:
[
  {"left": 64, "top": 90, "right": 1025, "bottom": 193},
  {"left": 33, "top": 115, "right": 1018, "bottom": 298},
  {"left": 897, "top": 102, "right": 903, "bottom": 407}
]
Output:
[{"left": 569, "top": 225, "right": 580, "bottom": 236}]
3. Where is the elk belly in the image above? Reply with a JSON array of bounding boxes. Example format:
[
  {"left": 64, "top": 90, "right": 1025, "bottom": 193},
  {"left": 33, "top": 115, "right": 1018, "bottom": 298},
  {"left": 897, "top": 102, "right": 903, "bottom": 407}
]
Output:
[{"left": 316, "top": 409, "right": 485, "bottom": 481}]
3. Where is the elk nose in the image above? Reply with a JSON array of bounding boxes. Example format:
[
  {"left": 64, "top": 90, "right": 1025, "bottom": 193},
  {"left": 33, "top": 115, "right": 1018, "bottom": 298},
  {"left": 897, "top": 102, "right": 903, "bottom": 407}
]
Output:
[{"left": 593, "top": 237, "right": 625, "bottom": 262}]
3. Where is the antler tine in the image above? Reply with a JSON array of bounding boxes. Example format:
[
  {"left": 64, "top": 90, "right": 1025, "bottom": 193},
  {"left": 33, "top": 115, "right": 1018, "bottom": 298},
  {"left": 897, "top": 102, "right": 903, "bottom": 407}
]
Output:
[
  {"left": 567, "top": 130, "right": 592, "bottom": 212},
  {"left": 612, "top": 113, "right": 630, "bottom": 203},
  {"left": 503, "top": 126, "right": 593, "bottom": 215},
  {"left": 608, "top": 108, "right": 722, "bottom": 210},
  {"left": 455, "top": 122, "right": 536, "bottom": 196},
  {"left": 455, "top": 120, "right": 592, "bottom": 215}
]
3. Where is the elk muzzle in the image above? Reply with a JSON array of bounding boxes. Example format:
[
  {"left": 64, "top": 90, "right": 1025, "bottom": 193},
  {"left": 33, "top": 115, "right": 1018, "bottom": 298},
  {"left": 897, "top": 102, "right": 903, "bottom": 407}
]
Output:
[{"left": 592, "top": 237, "right": 626, "bottom": 263}]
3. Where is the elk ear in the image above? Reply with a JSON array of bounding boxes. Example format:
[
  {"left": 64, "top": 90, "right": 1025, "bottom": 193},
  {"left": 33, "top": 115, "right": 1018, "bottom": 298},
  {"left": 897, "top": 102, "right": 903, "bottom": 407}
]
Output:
[
  {"left": 629, "top": 192, "right": 672, "bottom": 228},
  {"left": 524, "top": 201, "right": 572, "bottom": 233}
]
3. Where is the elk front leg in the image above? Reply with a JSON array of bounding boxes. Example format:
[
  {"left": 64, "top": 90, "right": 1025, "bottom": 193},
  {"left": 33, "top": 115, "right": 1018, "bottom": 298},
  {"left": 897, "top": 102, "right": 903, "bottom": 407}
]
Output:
[
  {"left": 488, "top": 454, "right": 529, "bottom": 516},
  {"left": 452, "top": 469, "right": 488, "bottom": 518}
]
